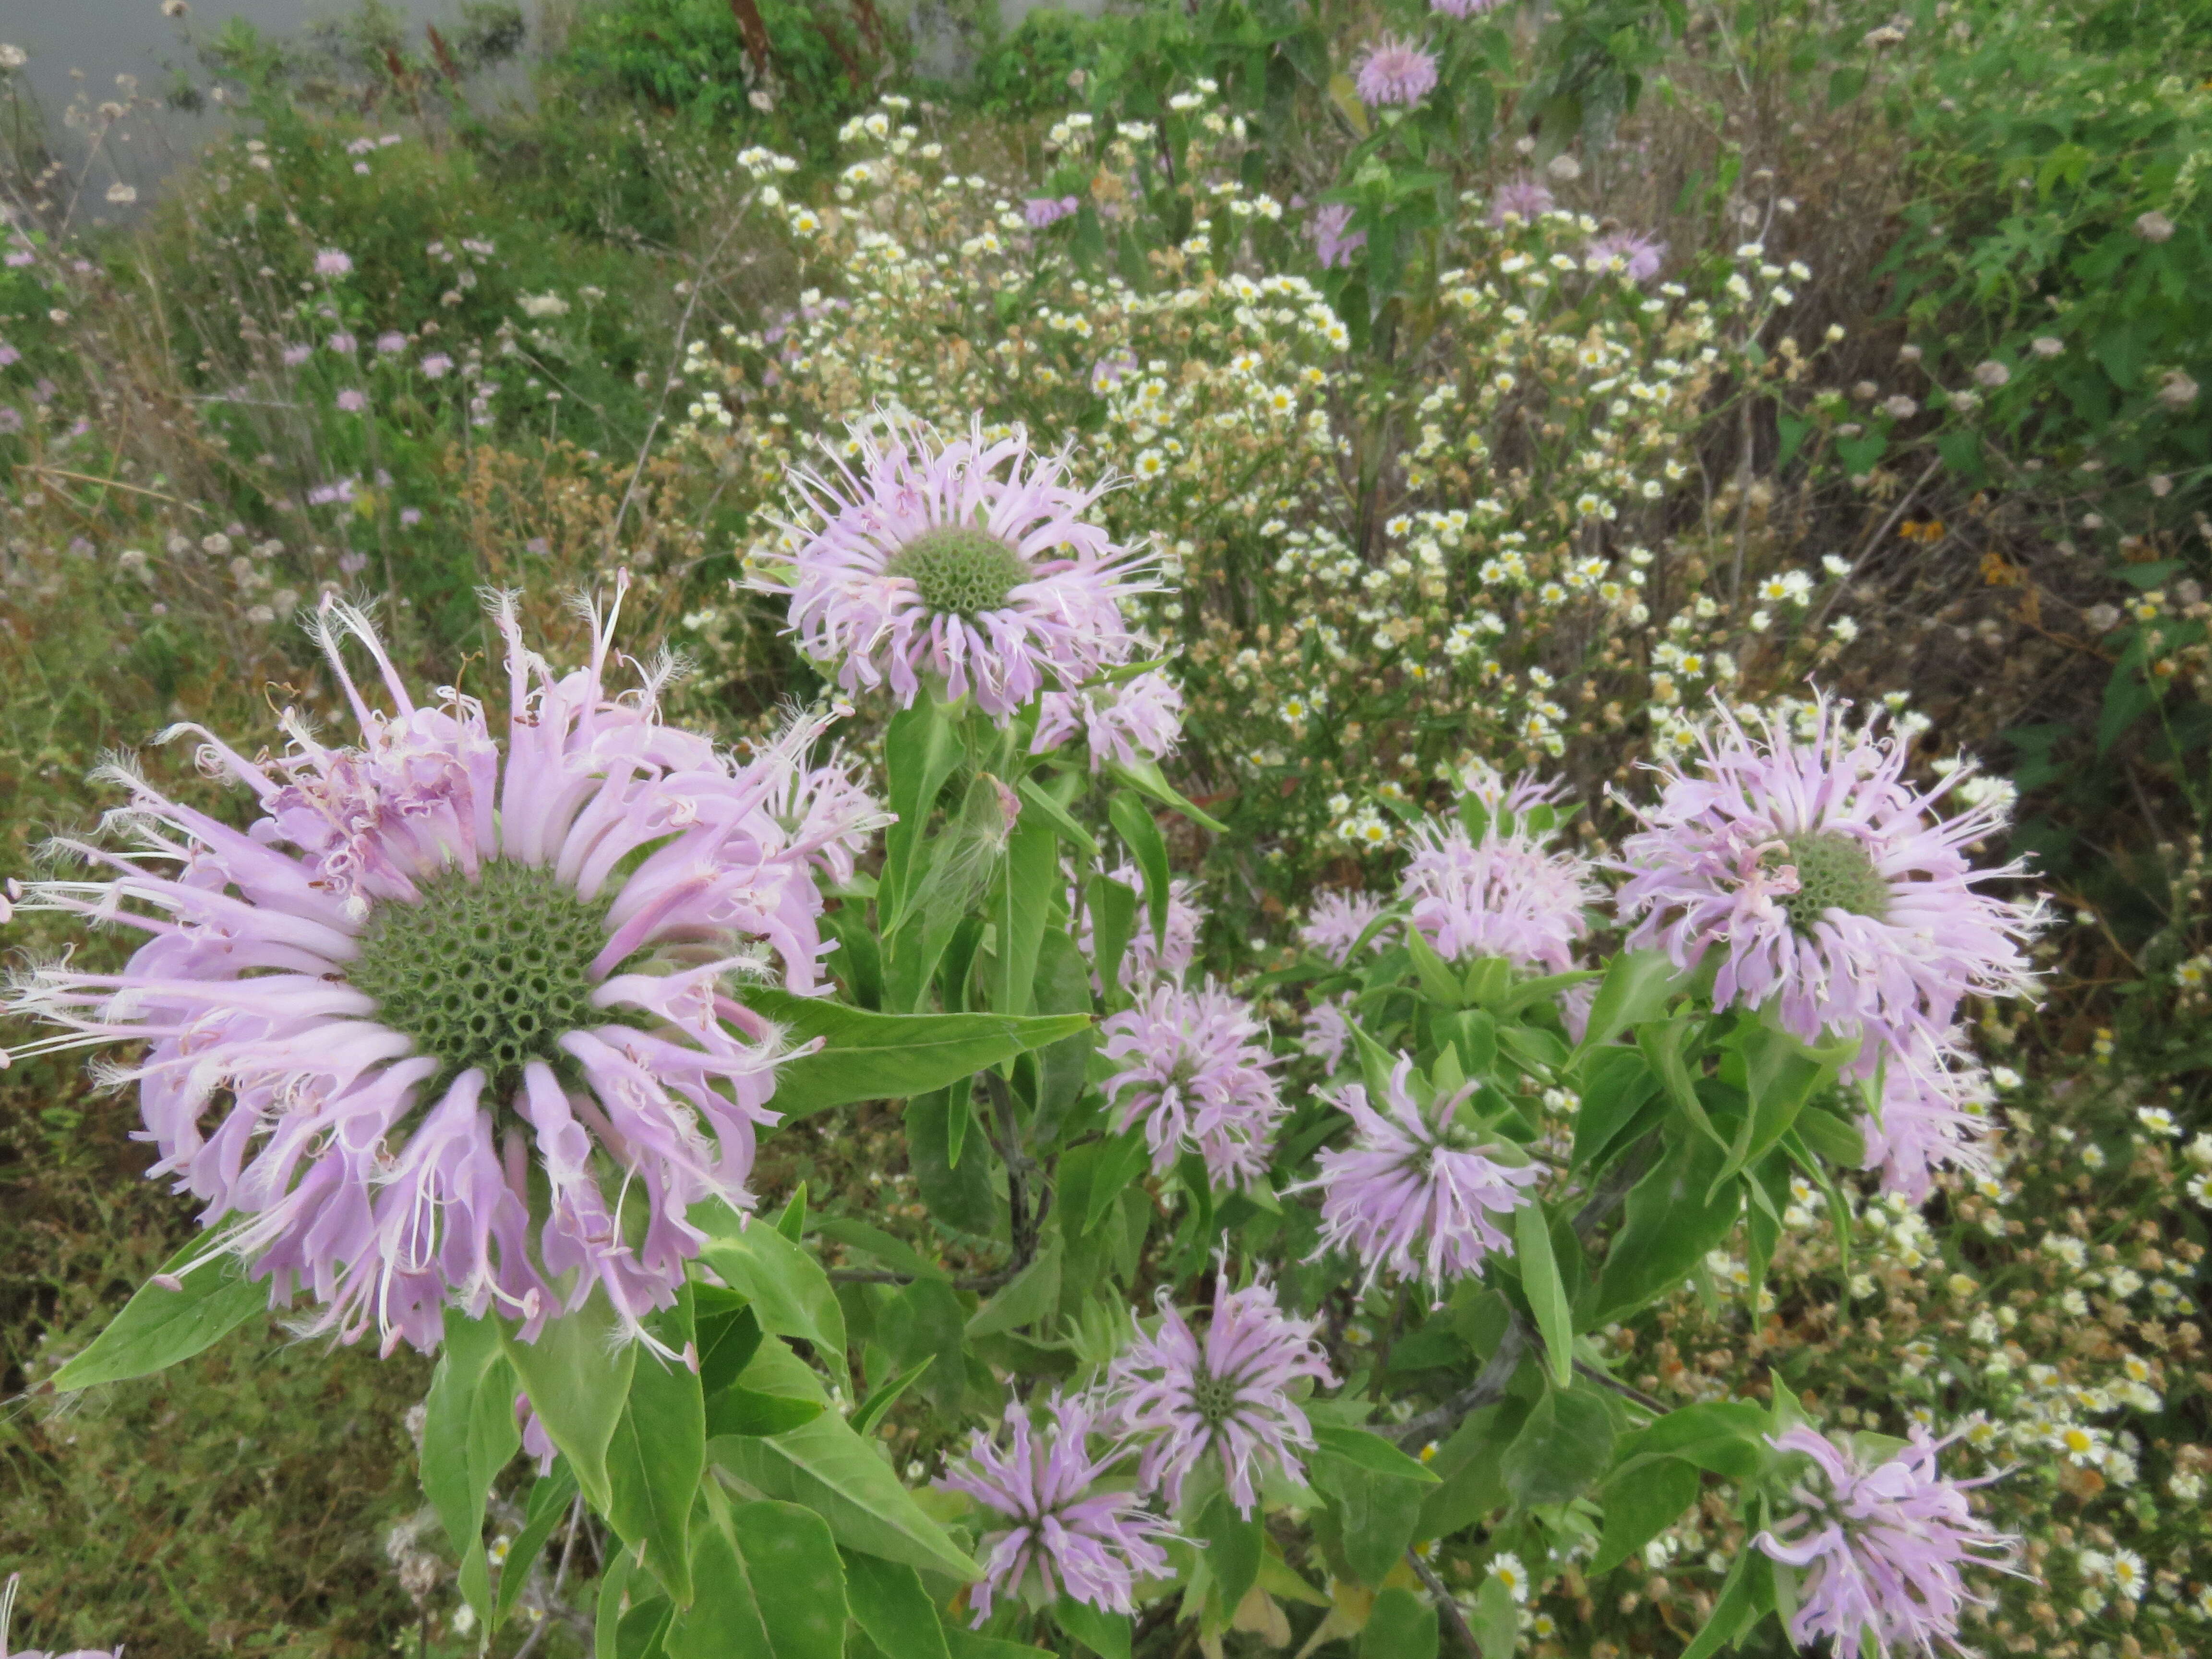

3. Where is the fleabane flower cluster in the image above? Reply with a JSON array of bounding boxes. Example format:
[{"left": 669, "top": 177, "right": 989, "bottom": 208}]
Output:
[
  {"left": 1754, "top": 1426, "right": 2020, "bottom": 1656},
  {"left": 1101, "top": 981, "right": 1285, "bottom": 1189},
  {"left": 1299, "top": 1055, "right": 1541, "bottom": 1291},
  {"left": 766, "top": 415, "right": 1153, "bottom": 721},
  {"left": 938, "top": 1393, "right": 1173, "bottom": 1623},
  {"left": 2, "top": 587, "right": 880, "bottom": 1355},
  {"left": 1398, "top": 769, "right": 1597, "bottom": 972},
  {"left": 1617, "top": 697, "right": 2039, "bottom": 1084},
  {"left": 1107, "top": 1270, "right": 1336, "bottom": 1515}
]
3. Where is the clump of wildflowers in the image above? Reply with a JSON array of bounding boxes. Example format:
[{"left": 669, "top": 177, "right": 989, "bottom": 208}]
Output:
[
  {"left": 1101, "top": 981, "right": 1284, "bottom": 1189},
  {"left": 768, "top": 416, "right": 1152, "bottom": 721},
  {"left": 2, "top": 588, "right": 878, "bottom": 1355},
  {"left": 1299, "top": 890, "right": 1390, "bottom": 964},
  {"left": 937, "top": 1394, "right": 1173, "bottom": 1623},
  {"left": 1109, "top": 1270, "right": 1335, "bottom": 1515},
  {"left": 1754, "top": 1426, "right": 2020, "bottom": 1657},
  {"left": 1353, "top": 37, "right": 1440, "bottom": 107}
]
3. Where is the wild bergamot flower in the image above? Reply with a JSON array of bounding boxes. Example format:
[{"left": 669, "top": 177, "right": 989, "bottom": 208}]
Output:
[
  {"left": 2, "top": 589, "right": 878, "bottom": 1355},
  {"left": 768, "top": 415, "right": 1152, "bottom": 721},
  {"left": 1616, "top": 697, "right": 2039, "bottom": 1076}
]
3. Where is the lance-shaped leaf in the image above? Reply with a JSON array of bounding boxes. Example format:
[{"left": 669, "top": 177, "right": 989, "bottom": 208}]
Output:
[
  {"left": 741, "top": 987, "right": 1088, "bottom": 1119},
  {"left": 503, "top": 1293, "right": 637, "bottom": 1515},
  {"left": 423, "top": 1309, "right": 523, "bottom": 1625},
  {"left": 51, "top": 1231, "right": 270, "bottom": 1391}
]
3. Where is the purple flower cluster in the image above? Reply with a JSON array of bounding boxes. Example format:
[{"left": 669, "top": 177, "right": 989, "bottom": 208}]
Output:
[
  {"left": 1616, "top": 698, "right": 2038, "bottom": 1082},
  {"left": 1755, "top": 1426, "right": 2019, "bottom": 1656},
  {"left": 1398, "top": 771, "right": 1596, "bottom": 972},
  {"left": 1107, "top": 1270, "right": 1336, "bottom": 1515},
  {"left": 1032, "top": 669, "right": 1184, "bottom": 773},
  {"left": 1857, "top": 1033, "right": 1996, "bottom": 1202},
  {"left": 1024, "top": 195, "right": 1081, "bottom": 228},
  {"left": 1299, "top": 890, "right": 1390, "bottom": 965},
  {"left": 770, "top": 417, "right": 1153, "bottom": 721},
  {"left": 1079, "top": 860, "right": 1201, "bottom": 991},
  {"left": 938, "top": 1393, "right": 1173, "bottom": 1623},
  {"left": 1354, "top": 36, "right": 1440, "bottom": 107},
  {"left": 1587, "top": 230, "right": 1666, "bottom": 282},
  {"left": 1488, "top": 177, "right": 1556, "bottom": 225},
  {"left": 1101, "top": 982, "right": 1285, "bottom": 1190},
  {"left": 1310, "top": 204, "right": 1367, "bottom": 270},
  {"left": 1299, "top": 1054, "right": 1540, "bottom": 1290},
  {"left": 2, "top": 585, "right": 881, "bottom": 1356}
]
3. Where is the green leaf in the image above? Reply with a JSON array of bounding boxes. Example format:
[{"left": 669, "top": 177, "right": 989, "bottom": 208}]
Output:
[
  {"left": 993, "top": 813, "right": 1058, "bottom": 1017},
  {"left": 705, "top": 1388, "right": 827, "bottom": 1438},
  {"left": 1107, "top": 793, "right": 1172, "bottom": 950},
  {"left": 1468, "top": 1575, "right": 1516, "bottom": 1659},
  {"left": 1416, "top": 1403, "right": 1519, "bottom": 1540},
  {"left": 1678, "top": 1546, "right": 1765, "bottom": 1659},
  {"left": 1054, "top": 1597, "right": 1131, "bottom": 1659},
  {"left": 1106, "top": 758, "right": 1227, "bottom": 832},
  {"left": 1501, "top": 1388, "right": 1616, "bottom": 1509},
  {"left": 696, "top": 1300, "right": 764, "bottom": 1398},
  {"left": 946, "top": 1635, "right": 1054, "bottom": 1659},
  {"left": 1515, "top": 1205, "right": 1575, "bottom": 1390},
  {"left": 1712, "top": 1023, "right": 1851, "bottom": 1195},
  {"left": 596, "top": 1546, "right": 636, "bottom": 1659},
  {"left": 710, "top": 1408, "right": 981, "bottom": 1582},
  {"left": 608, "top": 1292, "right": 706, "bottom": 1603},
  {"left": 1310, "top": 1422, "right": 1442, "bottom": 1485},
  {"left": 1197, "top": 1491, "right": 1264, "bottom": 1619},
  {"left": 669, "top": 1496, "right": 848, "bottom": 1659},
  {"left": 504, "top": 1294, "right": 637, "bottom": 1515},
  {"left": 1015, "top": 777, "right": 1099, "bottom": 858},
  {"left": 1637, "top": 1019, "right": 1726, "bottom": 1154},
  {"left": 813, "top": 1218, "right": 945, "bottom": 1282},
  {"left": 698, "top": 1213, "right": 848, "bottom": 1368},
  {"left": 1573, "top": 949, "right": 1682, "bottom": 1057},
  {"left": 966, "top": 1238, "right": 1063, "bottom": 1338},
  {"left": 1794, "top": 1105, "right": 1867, "bottom": 1168},
  {"left": 1612, "top": 1401, "right": 1769, "bottom": 1483},
  {"left": 1406, "top": 926, "right": 1468, "bottom": 1009},
  {"left": 744, "top": 987, "right": 1088, "bottom": 1118},
  {"left": 850, "top": 1358, "right": 935, "bottom": 1437},
  {"left": 495, "top": 1464, "right": 578, "bottom": 1629},
  {"left": 1591, "top": 1455, "right": 1700, "bottom": 1574},
  {"left": 843, "top": 1552, "right": 952, "bottom": 1659},
  {"left": 1569, "top": 1047, "right": 1662, "bottom": 1172},
  {"left": 904, "top": 1092, "right": 1000, "bottom": 1237},
  {"left": 1360, "top": 1586, "right": 1438, "bottom": 1659},
  {"left": 50, "top": 1231, "right": 270, "bottom": 1391},
  {"left": 1084, "top": 876, "right": 1138, "bottom": 1007},
  {"left": 1590, "top": 1127, "right": 1743, "bottom": 1326},
  {"left": 1311, "top": 1437, "right": 1427, "bottom": 1587},
  {"left": 880, "top": 699, "right": 963, "bottom": 926},
  {"left": 422, "top": 1309, "right": 523, "bottom": 1625},
  {"left": 1053, "top": 1129, "right": 1152, "bottom": 1238}
]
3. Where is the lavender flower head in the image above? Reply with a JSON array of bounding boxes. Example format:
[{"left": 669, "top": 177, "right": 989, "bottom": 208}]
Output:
[
  {"left": 1079, "top": 859, "right": 1202, "bottom": 990},
  {"left": 1615, "top": 698, "right": 2039, "bottom": 1078},
  {"left": 1310, "top": 204, "right": 1367, "bottom": 270},
  {"left": 767, "top": 416, "right": 1152, "bottom": 721},
  {"left": 1398, "top": 769, "right": 1596, "bottom": 972},
  {"left": 1354, "top": 36, "right": 1440, "bottom": 107},
  {"left": 1024, "top": 195, "right": 1081, "bottom": 229},
  {"left": 1299, "top": 995, "right": 1356, "bottom": 1071},
  {"left": 1032, "top": 670, "right": 1184, "bottom": 773},
  {"left": 313, "top": 247, "right": 353, "bottom": 277},
  {"left": 1300, "top": 890, "right": 1391, "bottom": 965},
  {"left": 937, "top": 1393, "right": 1173, "bottom": 1623},
  {"left": 1857, "top": 1031, "right": 1996, "bottom": 1203},
  {"left": 1, "top": 584, "right": 883, "bottom": 1356},
  {"left": 1102, "top": 980, "right": 1285, "bottom": 1190},
  {"left": 1587, "top": 230, "right": 1666, "bottom": 282},
  {"left": 1108, "top": 1270, "right": 1336, "bottom": 1515},
  {"left": 1755, "top": 1426, "right": 2020, "bottom": 1657},
  {"left": 1488, "top": 177, "right": 1556, "bottom": 226},
  {"left": 1297, "top": 1054, "right": 1540, "bottom": 1290}
]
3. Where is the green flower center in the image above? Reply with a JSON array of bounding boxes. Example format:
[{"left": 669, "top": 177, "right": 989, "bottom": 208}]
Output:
[
  {"left": 349, "top": 862, "right": 613, "bottom": 1095},
  {"left": 886, "top": 527, "right": 1033, "bottom": 617},
  {"left": 1190, "top": 1370, "right": 1242, "bottom": 1429},
  {"left": 1779, "top": 830, "right": 1891, "bottom": 933}
]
